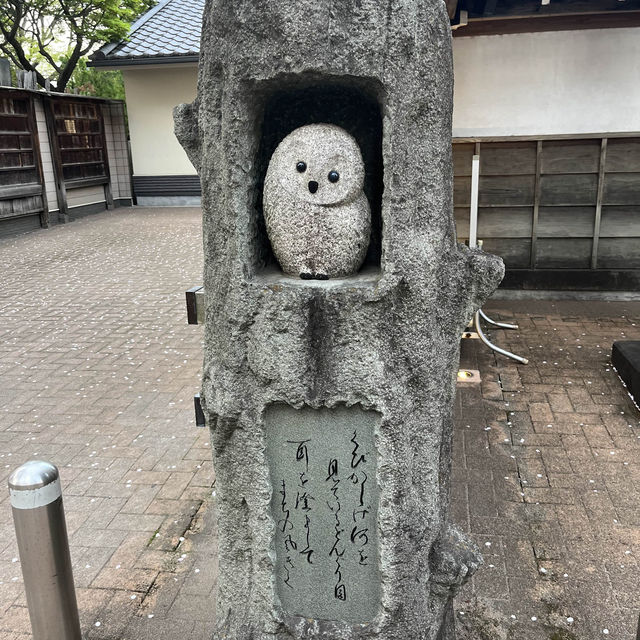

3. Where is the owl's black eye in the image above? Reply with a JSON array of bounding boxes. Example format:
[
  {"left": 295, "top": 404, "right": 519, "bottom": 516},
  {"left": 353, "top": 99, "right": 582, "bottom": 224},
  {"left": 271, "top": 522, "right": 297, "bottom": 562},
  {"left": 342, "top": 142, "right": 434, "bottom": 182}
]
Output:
[
  {"left": 328, "top": 170, "right": 339, "bottom": 183},
  {"left": 296, "top": 162, "right": 307, "bottom": 173}
]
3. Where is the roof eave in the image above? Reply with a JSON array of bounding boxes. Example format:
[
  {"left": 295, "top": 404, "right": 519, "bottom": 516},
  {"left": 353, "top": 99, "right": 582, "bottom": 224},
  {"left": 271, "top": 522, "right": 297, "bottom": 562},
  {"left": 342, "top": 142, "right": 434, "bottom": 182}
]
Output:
[
  {"left": 91, "top": 0, "right": 176, "bottom": 60},
  {"left": 88, "top": 54, "right": 199, "bottom": 68},
  {"left": 452, "top": 9, "right": 640, "bottom": 36}
]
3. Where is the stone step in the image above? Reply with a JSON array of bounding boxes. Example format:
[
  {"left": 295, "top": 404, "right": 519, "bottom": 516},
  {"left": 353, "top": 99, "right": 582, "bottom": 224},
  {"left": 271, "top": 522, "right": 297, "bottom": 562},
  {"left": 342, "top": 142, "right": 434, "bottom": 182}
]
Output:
[{"left": 612, "top": 341, "right": 640, "bottom": 405}]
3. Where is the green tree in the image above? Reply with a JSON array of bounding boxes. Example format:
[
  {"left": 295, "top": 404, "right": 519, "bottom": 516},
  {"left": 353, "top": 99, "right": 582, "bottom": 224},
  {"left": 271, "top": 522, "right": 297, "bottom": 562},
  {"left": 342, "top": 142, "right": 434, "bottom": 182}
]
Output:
[
  {"left": 0, "top": 0, "right": 154, "bottom": 92},
  {"left": 67, "top": 57, "right": 125, "bottom": 100}
]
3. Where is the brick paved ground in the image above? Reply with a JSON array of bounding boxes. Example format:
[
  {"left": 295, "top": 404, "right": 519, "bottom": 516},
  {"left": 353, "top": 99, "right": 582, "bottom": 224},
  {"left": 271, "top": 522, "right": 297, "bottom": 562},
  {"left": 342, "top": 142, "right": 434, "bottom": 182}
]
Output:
[
  {"left": 0, "top": 208, "right": 215, "bottom": 640},
  {"left": 1, "top": 209, "right": 639, "bottom": 640},
  {"left": 454, "top": 300, "right": 640, "bottom": 640}
]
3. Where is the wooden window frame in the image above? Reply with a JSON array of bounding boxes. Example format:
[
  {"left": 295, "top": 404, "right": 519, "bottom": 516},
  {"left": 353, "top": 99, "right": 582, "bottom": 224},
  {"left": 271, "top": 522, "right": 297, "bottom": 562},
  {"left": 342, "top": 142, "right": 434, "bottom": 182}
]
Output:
[
  {"left": 44, "top": 95, "right": 113, "bottom": 221},
  {"left": 0, "top": 90, "right": 48, "bottom": 226},
  {"left": 0, "top": 91, "right": 39, "bottom": 192}
]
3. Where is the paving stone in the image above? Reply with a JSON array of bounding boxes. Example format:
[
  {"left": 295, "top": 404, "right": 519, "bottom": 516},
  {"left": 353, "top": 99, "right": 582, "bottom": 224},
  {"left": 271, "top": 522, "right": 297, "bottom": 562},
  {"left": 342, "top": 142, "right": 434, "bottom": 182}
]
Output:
[
  {"left": 121, "top": 616, "right": 197, "bottom": 640},
  {"left": 2, "top": 211, "right": 640, "bottom": 639},
  {"left": 453, "top": 299, "right": 640, "bottom": 638},
  {"left": 92, "top": 564, "right": 159, "bottom": 592},
  {"left": 85, "top": 590, "right": 139, "bottom": 639},
  {"left": 547, "top": 392, "right": 574, "bottom": 414},
  {"left": 0, "top": 209, "right": 212, "bottom": 640},
  {"left": 529, "top": 402, "right": 554, "bottom": 423},
  {"left": 0, "top": 607, "right": 30, "bottom": 635}
]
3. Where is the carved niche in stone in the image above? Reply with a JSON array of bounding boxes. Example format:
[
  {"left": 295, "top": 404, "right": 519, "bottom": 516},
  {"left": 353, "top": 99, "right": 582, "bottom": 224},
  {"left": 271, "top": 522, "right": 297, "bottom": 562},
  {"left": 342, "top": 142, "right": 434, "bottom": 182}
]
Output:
[{"left": 263, "top": 124, "right": 371, "bottom": 280}]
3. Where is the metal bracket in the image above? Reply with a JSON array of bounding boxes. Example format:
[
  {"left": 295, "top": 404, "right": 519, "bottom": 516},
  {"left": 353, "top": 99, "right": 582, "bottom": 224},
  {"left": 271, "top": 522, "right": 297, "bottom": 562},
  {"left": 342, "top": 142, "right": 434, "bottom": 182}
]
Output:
[
  {"left": 194, "top": 393, "right": 205, "bottom": 428},
  {"left": 473, "top": 310, "right": 528, "bottom": 365},
  {"left": 185, "top": 285, "right": 204, "bottom": 324},
  {"left": 479, "top": 309, "right": 519, "bottom": 330}
]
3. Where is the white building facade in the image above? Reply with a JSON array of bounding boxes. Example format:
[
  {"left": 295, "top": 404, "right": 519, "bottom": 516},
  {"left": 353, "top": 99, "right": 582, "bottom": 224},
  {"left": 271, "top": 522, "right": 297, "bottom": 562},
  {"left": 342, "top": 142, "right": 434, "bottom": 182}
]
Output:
[{"left": 91, "top": 0, "right": 640, "bottom": 289}]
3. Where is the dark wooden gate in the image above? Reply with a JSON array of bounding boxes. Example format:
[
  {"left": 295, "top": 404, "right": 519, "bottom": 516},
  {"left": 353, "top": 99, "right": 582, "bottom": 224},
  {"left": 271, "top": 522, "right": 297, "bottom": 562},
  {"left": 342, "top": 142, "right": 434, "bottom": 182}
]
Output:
[
  {"left": 44, "top": 96, "right": 113, "bottom": 222},
  {"left": 0, "top": 90, "right": 48, "bottom": 237},
  {"left": 454, "top": 136, "right": 640, "bottom": 289}
]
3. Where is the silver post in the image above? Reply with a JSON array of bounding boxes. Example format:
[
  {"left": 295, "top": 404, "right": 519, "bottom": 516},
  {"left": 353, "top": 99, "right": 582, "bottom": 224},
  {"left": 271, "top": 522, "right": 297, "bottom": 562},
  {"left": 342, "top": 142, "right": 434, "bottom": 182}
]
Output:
[{"left": 8, "top": 461, "right": 82, "bottom": 640}]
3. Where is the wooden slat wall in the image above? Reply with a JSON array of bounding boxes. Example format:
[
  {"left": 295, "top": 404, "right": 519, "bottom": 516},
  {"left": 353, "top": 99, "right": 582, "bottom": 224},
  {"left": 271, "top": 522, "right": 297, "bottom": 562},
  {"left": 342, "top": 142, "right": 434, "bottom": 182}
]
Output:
[
  {"left": 0, "top": 212, "right": 41, "bottom": 238},
  {"left": 0, "top": 88, "right": 132, "bottom": 237},
  {"left": 34, "top": 99, "right": 58, "bottom": 214},
  {"left": 0, "top": 91, "right": 47, "bottom": 227},
  {"left": 102, "top": 103, "right": 132, "bottom": 201},
  {"left": 453, "top": 136, "right": 640, "bottom": 271},
  {"left": 66, "top": 184, "right": 105, "bottom": 208},
  {"left": 44, "top": 94, "right": 114, "bottom": 221},
  {"left": 0, "top": 194, "right": 43, "bottom": 219}
]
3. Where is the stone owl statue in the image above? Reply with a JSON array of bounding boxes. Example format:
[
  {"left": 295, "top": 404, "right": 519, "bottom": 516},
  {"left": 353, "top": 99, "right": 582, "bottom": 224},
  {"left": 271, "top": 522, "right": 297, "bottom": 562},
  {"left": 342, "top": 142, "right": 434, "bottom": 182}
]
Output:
[{"left": 263, "top": 124, "right": 371, "bottom": 279}]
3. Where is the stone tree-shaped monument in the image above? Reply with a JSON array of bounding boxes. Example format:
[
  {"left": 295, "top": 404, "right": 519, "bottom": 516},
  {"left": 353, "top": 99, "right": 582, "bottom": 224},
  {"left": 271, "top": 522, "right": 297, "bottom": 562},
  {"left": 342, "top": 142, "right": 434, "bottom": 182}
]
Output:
[{"left": 175, "top": 1, "right": 504, "bottom": 638}]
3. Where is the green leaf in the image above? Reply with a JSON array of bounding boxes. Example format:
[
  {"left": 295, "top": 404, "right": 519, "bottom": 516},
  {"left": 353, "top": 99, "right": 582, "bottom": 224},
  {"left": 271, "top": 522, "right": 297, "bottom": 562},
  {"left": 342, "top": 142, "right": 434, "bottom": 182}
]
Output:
[{"left": 0, "top": 0, "right": 156, "bottom": 91}]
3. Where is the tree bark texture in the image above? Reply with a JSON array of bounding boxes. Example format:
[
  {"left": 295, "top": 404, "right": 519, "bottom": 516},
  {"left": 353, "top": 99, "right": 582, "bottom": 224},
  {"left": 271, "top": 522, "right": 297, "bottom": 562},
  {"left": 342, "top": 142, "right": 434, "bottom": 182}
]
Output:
[{"left": 175, "top": 2, "right": 504, "bottom": 639}]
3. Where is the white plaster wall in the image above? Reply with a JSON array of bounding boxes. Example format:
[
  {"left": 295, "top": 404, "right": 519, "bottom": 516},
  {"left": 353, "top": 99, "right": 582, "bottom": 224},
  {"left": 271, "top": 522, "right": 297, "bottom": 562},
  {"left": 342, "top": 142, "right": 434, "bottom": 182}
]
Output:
[
  {"left": 33, "top": 98, "right": 59, "bottom": 212},
  {"left": 452, "top": 27, "right": 640, "bottom": 138},
  {"left": 67, "top": 184, "right": 105, "bottom": 208},
  {"left": 102, "top": 103, "right": 132, "bottom": 200},
  {"left": 102, "top": 104, "right": 119, "bottom": 199},
  {"left": 119, "top": 28, "right": 640, "bottom": 171},
  {"left": 122, "top": 65, "right": 198, "bottom": 175}
]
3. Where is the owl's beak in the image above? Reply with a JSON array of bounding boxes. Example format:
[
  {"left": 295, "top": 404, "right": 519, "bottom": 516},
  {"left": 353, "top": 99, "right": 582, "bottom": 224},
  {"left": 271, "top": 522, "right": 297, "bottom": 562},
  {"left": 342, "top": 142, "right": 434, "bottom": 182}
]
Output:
[{"left": 308, "top": 181, "right": 318, "bottom": 194}]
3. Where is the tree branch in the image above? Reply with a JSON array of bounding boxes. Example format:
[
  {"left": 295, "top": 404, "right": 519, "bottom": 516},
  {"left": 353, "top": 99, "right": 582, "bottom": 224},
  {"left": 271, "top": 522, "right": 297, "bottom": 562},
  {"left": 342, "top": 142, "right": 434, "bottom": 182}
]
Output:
[
  {"left": 0, "top": 0, "right": 49, "bottom": 88},
  {"left": 0, "top": 43, "right": 23, "bottom": 69},
  {"left": 2, "top": 0, "right": 23, "bottom": 43},
  {"left": 80, "top": 40, "right": 96, "bottom": 56},
  {"left": 56, "top": 33, "right": 83, "bottom": 91},
  {"left": 1, "top": 0, "right": 147, "bottom": 92},
  {"left": 30, "top": 17, "right": 62, "bottom": 73}
]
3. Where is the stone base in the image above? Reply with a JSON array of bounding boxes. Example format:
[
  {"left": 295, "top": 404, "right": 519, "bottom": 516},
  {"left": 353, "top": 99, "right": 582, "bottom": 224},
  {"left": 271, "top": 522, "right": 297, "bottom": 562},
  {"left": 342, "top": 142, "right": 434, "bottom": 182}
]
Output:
[
  {"left": 436, "top": 602, "right": 455, "bottom": 640},
  {"left": 612, "top": 341, "right": 640, "bottom": 405}
]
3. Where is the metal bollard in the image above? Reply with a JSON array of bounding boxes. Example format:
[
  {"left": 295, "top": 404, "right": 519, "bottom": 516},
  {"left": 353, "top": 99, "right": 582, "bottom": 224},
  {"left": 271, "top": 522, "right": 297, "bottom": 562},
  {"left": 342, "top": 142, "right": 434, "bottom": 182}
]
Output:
[{"left": 8, "top": 460, "right": 82, "bottom": 640}]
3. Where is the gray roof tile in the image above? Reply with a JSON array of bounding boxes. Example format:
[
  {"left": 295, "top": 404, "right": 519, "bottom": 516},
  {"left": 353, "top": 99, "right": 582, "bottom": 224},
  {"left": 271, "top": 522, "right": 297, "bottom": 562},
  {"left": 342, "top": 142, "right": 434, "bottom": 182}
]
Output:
[{"left": 94, "top": 0, "right": 204, "bottom": 61}]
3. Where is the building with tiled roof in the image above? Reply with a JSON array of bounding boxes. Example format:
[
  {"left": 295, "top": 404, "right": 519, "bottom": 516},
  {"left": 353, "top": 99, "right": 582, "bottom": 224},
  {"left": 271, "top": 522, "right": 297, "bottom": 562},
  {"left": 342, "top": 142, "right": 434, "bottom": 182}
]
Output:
[
  {"left": 90, "top": 0, "right": 640, "bottom": 290},
  {"left": 91, "top": 0, "right": 203, "bottom": 65},
  {"left": 89, "top": 0, "right": 204, "bottom": 203}
]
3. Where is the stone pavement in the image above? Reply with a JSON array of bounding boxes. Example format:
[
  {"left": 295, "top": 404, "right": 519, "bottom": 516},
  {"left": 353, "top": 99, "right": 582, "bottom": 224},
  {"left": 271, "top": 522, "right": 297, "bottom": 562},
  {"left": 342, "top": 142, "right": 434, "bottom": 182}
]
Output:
[
  {"left": 454, "top": 299, "right": 640, "bottom": 640},
  {"left": 0, "top": 208, "right": 639, "bottom": 640},
  {"left": 0, "top": 207, "right": 216, "bottom": 640}
]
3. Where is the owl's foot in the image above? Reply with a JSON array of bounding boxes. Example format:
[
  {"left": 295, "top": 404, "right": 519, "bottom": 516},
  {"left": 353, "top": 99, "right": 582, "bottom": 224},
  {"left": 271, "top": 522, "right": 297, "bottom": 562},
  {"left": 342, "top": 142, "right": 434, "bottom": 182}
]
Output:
[
  {"left": 299, "top": 272, "right": 313, "bottom": 280},
  {"left": 314, "top": 273, "right": 329, "bottom": 280}
]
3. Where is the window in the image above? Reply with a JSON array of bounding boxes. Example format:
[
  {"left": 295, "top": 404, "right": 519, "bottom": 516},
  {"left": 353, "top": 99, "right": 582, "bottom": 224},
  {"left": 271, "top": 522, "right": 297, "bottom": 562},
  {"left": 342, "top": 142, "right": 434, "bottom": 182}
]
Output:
[
  {"left": 0, "top": 95, "right": 38, "bottom": 189},
  {"left": 52, "top": 100, "right": 107, "bottom": 183}
]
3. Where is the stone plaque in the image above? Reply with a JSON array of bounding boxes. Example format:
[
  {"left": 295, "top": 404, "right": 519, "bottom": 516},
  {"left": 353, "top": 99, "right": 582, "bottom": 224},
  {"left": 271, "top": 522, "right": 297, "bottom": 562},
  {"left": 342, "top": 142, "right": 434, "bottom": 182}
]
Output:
[{"left": 265, "top": 404, "right": 381, "bottom": 623}]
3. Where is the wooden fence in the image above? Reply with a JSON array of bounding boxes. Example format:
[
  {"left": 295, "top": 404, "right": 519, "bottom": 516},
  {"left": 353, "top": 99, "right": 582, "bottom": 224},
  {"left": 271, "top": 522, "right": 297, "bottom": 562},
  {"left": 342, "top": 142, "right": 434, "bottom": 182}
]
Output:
[
  {"left": 454, "top": 136, "right": 640, "bottom": 289},
  {"left": 0, "top": 87, "right": 132, "bottom": 238}
]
